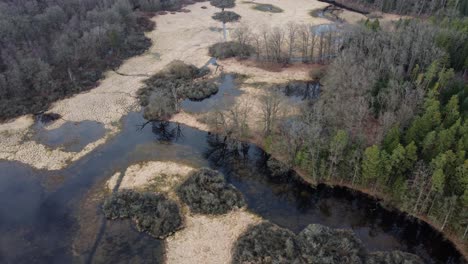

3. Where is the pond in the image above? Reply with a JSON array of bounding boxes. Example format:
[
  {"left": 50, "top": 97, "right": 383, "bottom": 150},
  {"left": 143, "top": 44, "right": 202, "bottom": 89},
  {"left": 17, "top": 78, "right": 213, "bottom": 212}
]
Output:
[
  {"left": 31, "top": 119, "right": 107, "bottom": 152},
  {"left": 0, "top": 111, "right": 464, "bottom": 263}
]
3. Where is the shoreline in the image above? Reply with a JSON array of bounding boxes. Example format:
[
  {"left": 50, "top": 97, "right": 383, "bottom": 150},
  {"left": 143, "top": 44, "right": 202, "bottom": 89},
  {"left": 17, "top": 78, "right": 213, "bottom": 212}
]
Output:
[
  {"left": 160, "top": 121, "right": 468, "bottom": 261},
  {"left": 282, "top": 151, "right": 468, "bottom": 261}
]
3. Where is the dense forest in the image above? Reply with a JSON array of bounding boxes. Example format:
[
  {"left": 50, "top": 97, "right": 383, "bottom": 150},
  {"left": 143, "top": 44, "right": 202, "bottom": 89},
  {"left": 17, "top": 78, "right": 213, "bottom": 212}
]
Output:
[
  {"left": 276, "top": 17, "right": 468, "bottom": 239},
  {"left": 212, "top": 10, "right": 468, "bottom": 240},
  {"left": 326, "top": 0, "right": 468, "bottom": 16},
  {"left": 0, "top": 0, "right": 189, "bottom": 120}
]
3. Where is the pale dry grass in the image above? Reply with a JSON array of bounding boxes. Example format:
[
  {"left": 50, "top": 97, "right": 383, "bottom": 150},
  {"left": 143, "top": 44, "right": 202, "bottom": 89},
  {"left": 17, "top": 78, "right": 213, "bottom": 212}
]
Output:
[
  {"left": 107, "top": 161, "right": 194, "bottom": 192},
  {"left": 165, "top": 209, "right": 261, "bottom": 264}
]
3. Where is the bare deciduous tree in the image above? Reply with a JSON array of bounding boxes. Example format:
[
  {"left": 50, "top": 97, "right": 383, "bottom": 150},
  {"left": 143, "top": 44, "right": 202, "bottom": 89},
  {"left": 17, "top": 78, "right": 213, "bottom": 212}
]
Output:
[{"left": 259, "top": 89, "right": 283, "bottom": 135}]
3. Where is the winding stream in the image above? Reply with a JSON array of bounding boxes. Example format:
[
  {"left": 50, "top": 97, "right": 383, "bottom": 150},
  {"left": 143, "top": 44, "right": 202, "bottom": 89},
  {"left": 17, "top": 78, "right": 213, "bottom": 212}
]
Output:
[{"left": 0, "top": 112, "right": 465, "bottom": 263}]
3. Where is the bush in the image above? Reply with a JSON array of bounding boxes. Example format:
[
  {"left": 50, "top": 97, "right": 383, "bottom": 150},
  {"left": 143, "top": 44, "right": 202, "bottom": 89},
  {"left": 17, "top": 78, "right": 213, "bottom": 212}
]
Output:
[
  {"left": 176, "top": 168, "right": 245, "bottom": 214},
  {"left": 233, "top": 222, "right": 424, "bottom": 264},
  {"left": 297, "top": 224, "right": 367, "bottom": 264},
  {"left": 137, "top": 61, "right": 218, "bottom": 120},
  {"left": 143, "top": 91, "right": 177, "bottom": 120},
  {"left": 266, "top": 158, "right": 292, "bottom": 181},
  {"left": 208, "top": 41, "right": 254, "bottom": 59},
  {"left": 232, "top": 222, "right": 301, "bottom": 264},
  {"left": 178, "top": 80, "right": 218, "bottom": 100},
  {"left": 366, "top": 251, "right": 424, "bottom": 264},
  {"left": 102, "top": 190, "right": 182, "bottom": 239},
  {"left": 163, "top": 60, "right": 201, "bottom": 79}
]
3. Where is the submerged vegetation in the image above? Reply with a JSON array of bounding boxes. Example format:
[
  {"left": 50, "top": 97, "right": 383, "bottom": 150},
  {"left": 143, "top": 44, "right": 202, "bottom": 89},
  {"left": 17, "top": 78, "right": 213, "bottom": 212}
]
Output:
[
  {"left": 138, "top": 60, "right": 217, "bottom": 120},
  {"left": 102, "top": 190, "right": 182, "bottom": 238},
  {"left": 177, "top": 168, "right": 245, "bottom": 214},
  {"left": 233, "top": 222, "right": 423, "bottom": 264}
]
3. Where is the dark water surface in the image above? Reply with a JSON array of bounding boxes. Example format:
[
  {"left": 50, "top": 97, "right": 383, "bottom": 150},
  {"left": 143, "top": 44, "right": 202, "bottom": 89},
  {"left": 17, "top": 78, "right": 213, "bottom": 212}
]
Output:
[
  {"left": 277, "top": 81, "right": 321, "bottom": 103},
  {"left": 0, "top": 112, "right": 464, "bottom": 263},
  {"left": 31, "top": 120, "right": 107, "bottom": 152}
]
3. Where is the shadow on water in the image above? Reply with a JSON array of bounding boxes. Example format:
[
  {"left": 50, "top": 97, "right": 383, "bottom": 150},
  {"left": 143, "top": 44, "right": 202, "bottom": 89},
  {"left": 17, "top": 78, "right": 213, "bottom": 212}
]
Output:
[
  {"left": 0, "top": 112, "right": 465, "bottom": 263},
  {"left": 181, "top": 73, "right": 243, "bottom": 113},
  {"left": 91, "top": 220, "right": 165, "bottom": 264},
  {"left": 31, "top": 120, "right": 107, "bottom": 152},
  {"left": 275, "top": 81, "right": 321, "bottom": 103}
]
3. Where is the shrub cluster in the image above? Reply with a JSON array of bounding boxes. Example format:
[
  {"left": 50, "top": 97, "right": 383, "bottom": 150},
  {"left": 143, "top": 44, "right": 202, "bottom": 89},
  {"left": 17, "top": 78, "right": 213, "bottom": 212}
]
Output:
[
  {"left": 102, "top": 190, "right": 182, "bottom": 239},
  {"left": 297, "top": 224, "right": 367, "bottom": 264},
  {"left": 232, "top": 222, "right": 301, "bottom": 263},
  {"left": 266, "top": 158, "right": 292, "bottom": 181},
  {"left": 208, "top": 41, "right": 254, "bottom": 59},
  {"left": 366, "top": 251, "right": 425, "bottom": 264},
  {"left": 176, "top": 168, "right": 245, "bottom": 214},
  {"left": 212, "top": 11, "right": 241, "bottom": 23},
  {"left": 232, "top": 222, "right": 424, "bottom": 264},
  {"left": 137, "top": 60, "right": 218, "bottom": 120}
]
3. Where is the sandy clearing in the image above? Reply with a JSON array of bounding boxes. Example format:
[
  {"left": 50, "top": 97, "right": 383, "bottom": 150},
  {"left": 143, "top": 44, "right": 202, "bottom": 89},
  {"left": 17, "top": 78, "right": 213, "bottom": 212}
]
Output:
[
  {"left": 107, "top": 161, "right": 195, "bottom": 192},
  {"left": 165, "top": 209, "right": 261, "bottom": 264}
]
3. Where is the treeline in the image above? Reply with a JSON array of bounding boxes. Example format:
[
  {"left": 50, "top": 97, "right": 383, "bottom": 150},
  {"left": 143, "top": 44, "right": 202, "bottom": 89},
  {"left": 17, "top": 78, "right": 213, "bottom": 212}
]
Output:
[
  {"left": 209, "top": 22, "right": 341, "bottom": 64},
  {"left": 261, "top": 18, "right": 467, "bottom": 239},
  {"left": 329, "top": 0, "right": 468, "bottom": 16},
  {"left": 0, "top": 0, "right": 188, "bottom": 120}
]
